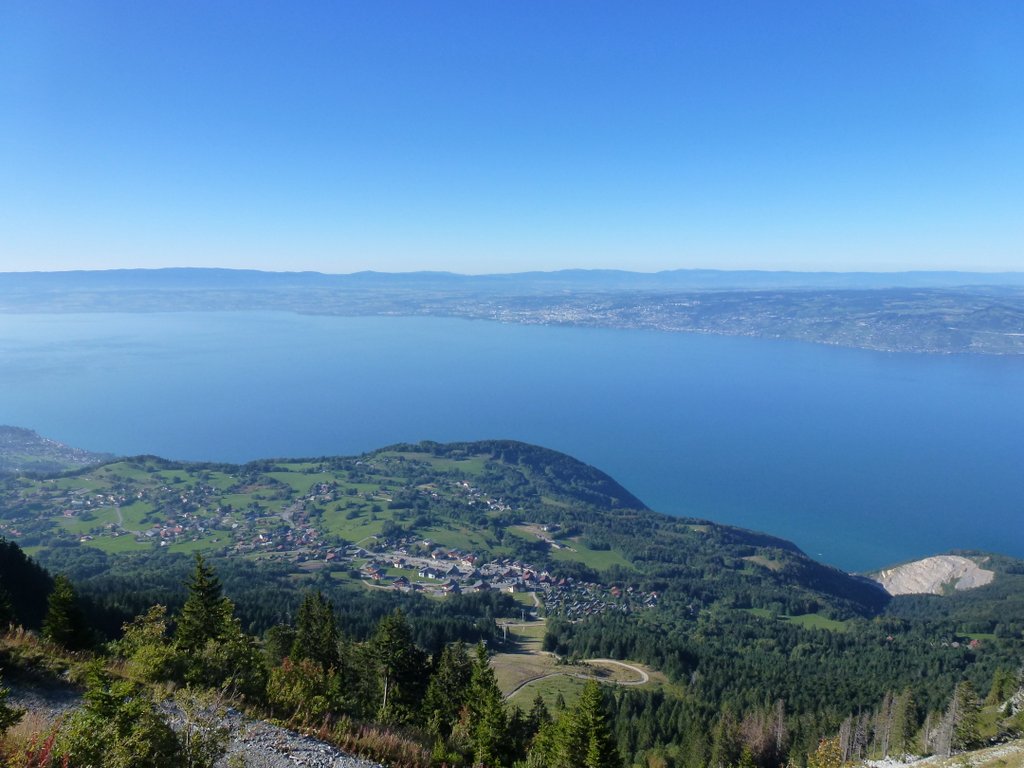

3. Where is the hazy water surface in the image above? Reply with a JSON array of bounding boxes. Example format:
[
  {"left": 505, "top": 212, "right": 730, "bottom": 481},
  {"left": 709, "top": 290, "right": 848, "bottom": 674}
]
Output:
[{"left": 1, "top": 312, "right": 1021, "bottom": 572}]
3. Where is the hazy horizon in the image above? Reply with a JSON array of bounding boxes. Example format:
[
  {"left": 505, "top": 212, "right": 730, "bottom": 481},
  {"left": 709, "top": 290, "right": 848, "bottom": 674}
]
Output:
[{"left": 3, "top": 265, "right": 1024, "bottom": 277}]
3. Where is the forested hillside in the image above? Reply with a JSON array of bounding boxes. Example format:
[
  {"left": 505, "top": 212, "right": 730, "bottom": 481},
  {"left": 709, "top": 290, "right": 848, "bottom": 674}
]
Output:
[{"left": 0, "top": 438, "right": 1022, "bottom": 767}]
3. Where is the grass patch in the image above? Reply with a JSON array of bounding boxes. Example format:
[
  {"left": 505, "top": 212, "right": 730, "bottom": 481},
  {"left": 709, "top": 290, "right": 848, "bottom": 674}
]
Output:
[
  {"left": 509, "top": 674, "right": 590, "bottom": 709},
  {"left": 549, "top": 543, "right": 633, "bottom": 571},
  {"left": 57, "top": 510, "right": 117, "bottom": 535},
  {"left": 783, "top": 614, "right": 851, "bottom": 632},
  {"left": 118, "top": 500, "right": 155, "bottom": 531},
  {"left": 744, "top": 555, "right": 785, "bottom": 572},
  {"left": 265, "top": 471, "right": 322, "bottom": 494},
  {"left": 422, "top": 524, "right": 494, "bottom": 554},
  {"left": 510, "top": 591, "right": 536, "bottom": 608},
  {"left": 743, "top": 609, "right": 850, "bottom": 632},
  {"left": 319, "top": 508, "right": 385, "bottom": 541},
  {"left": 380, "top": 452, "right": 488, "bottom": 476}
]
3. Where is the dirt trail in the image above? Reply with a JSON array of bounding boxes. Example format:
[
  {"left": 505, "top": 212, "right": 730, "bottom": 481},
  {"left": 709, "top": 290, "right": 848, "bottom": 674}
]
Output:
[{"left": 503, "top": 658, "right": 650, "bottom": 699}]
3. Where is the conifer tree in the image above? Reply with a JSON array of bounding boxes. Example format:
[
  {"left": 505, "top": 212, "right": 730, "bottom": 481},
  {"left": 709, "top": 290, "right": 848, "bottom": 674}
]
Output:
[
  {"left": 709, "top": 707, "right": 742, "bottom": 768},
  {"left": 889, "top": 687, "right": 918, "bottom": 756},
  {"left": 172, "top": 555, "right": 266, "bottom": 697},
  {"left": 369, "top": 609, "right": 426, "bottom": 724},
  {"left": 467, "top": 641, "right": 509, "bottom": 767},
  {"left": 987, "top": 668, "right": 1018, "bottom": 705},
  {"left": 175, "top": 554, "right": 229, "bottom": 653},
  {"left": 526, "top": 692, "right": 552, "bottom": 737},
  {"left": 528, "top": 680, "right": 620, "bottom": 768},
  {"left": 42, "top": 574, "right": 90, "bottom": 649},
  {"left": 56, "top": 663, "right": 182, "bottom": 767},
  {"left": 950, "top": 680, "right": 981, "bottom": 753},
  {"left": 263, "top": 623, "right": 297, "bottom": 667},
  {"left": 576, "top": 681, "right": 620, "bottom": 768},
  {"left": 874, "top": 691, "right": 895, "bottom": 758},
  {"left": 291, "top": 590, "right": 339, "bottom": 671},
  {"left": 424, "top": 640, "right": 473, "bottom": 740}
]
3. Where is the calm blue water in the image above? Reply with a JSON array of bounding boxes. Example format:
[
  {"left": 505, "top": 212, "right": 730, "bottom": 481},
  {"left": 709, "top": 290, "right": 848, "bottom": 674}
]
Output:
[{"left": 1, "top": 312, "right": 1022, "bottom": 572}]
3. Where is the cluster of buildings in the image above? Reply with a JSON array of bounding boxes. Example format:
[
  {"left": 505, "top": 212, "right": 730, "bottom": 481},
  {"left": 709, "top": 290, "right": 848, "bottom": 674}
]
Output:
[
  {"left": 352, "top": 537, "right": 660, "bottom": 619},
  {"left": 4, "top": 464, "right": 661, "bottom": 622}
]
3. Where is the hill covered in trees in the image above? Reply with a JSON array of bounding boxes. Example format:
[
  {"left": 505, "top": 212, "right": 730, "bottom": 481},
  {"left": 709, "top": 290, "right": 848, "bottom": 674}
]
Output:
[{"left": 1, "top": 437, "right": 1023, "bottom": 767}]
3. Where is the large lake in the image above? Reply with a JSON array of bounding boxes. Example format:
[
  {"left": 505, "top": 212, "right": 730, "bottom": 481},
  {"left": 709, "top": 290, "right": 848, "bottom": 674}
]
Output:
[{"left": 1, "top": 311, "right": 1021, "bottom": 572}]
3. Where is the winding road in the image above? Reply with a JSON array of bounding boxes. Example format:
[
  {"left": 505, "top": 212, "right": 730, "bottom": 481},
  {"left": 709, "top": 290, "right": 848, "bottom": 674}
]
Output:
[{"left": 503, "top": 658, "right": 649, "bottom": 700}]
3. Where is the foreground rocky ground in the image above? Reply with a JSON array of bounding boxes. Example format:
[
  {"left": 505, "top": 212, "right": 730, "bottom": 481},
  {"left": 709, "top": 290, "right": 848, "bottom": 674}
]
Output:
[
  {"left": 864, "top": 740, "right": 1024, "bottom": 768},
  {"left": 211, "top": 713, "right": 384, "bottom": 768},
  {"left": 6, "top": 684, "right": 384, "bottom": 768}
]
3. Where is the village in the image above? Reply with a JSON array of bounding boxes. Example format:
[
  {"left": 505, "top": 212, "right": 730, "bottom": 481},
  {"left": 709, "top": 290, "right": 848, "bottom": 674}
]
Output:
[
  {"left": 0, "top": 465, "right": 661, "bottom": 621},
  {"left": 337, "top": 535, "right": 660, "bottom": 620}
]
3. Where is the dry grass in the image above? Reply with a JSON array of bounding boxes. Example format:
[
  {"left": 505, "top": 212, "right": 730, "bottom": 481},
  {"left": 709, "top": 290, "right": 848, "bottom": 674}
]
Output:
[
  {"left": 1, "top": 712, "right": 65, "bottom": 768},
  {"left": 0, "top": 627, "right": 94, "bottom": 685},
  {"left": 319, "top": 718, "right": 432, "bottom": 768}
]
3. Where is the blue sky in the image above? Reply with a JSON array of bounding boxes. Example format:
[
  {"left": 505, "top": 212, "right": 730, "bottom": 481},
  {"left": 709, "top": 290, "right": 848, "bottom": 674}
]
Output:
[{"left": 2, "top": 1, "right": 1022, "bottom": 274}]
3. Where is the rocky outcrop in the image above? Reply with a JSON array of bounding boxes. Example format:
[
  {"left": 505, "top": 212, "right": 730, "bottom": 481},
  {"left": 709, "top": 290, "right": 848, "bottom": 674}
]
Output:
[{"left": 872, "top": 555, "right": 995, "bottom": 596}]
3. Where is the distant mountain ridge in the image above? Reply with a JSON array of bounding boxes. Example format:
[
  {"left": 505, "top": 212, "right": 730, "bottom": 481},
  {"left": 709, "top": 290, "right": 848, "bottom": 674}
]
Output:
[
  {"left": 3, "top": 266, "right": 1024, "bottom": 292},
  {"left": 3, "top": 268, "right": 1022, "bottom": 354}
]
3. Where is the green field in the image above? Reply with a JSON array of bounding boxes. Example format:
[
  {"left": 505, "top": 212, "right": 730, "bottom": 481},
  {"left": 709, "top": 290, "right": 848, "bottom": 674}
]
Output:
[
  {"left": 319, "top": 507, "right": 385, "bottom": 541},
  {"left": 744, "top": 608, "right": 850, "bottom": 632},
  {"left": 548, "top": 543, "right": 633, "bottom": 571},
  {"left": 784, "top": 613, "right": 851, "bottom": 632},
  {"left": 379, "top": 451, "right": 488, "bottom": 476},
  {"left": 422, "top": 523, "right": 499, "bottom": 554}
]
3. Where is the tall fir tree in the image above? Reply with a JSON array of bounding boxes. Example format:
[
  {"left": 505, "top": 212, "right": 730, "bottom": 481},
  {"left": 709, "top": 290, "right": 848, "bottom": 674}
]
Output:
[
  {"left": 950, "top": 680, "right": 981, "bottom": 753},
  {"left": 709, "top": 707, "right": 742, "bottom": 768},
  {"left": 577, "top": 681, "right": 620, "bottom": 768},
  {"left": 889, "top": 687, "right": 918, "bottom": 757},
  {"left": 987, "top": 668, "right": 1018, "bottom": 705},
  {"left": 424, "top": 640, "right": 473, "bottom": 740},
  {"left": 175, "top": 554, "right": 229, "bottom": 653},
  {"left": 467, "top": 641, "right": 509, "bottom": 767},
  {"left": 526, "top": 692, "right": 552, "bottom": 738},
  {"left": 291, "top": 590, "right": 339, "bottom": 671},
  {"left": 369, "top": 609, "right": 426, "bottom": 724},
  {"left": 42, "top": 574, "right": 90, "bottom": 650}
]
